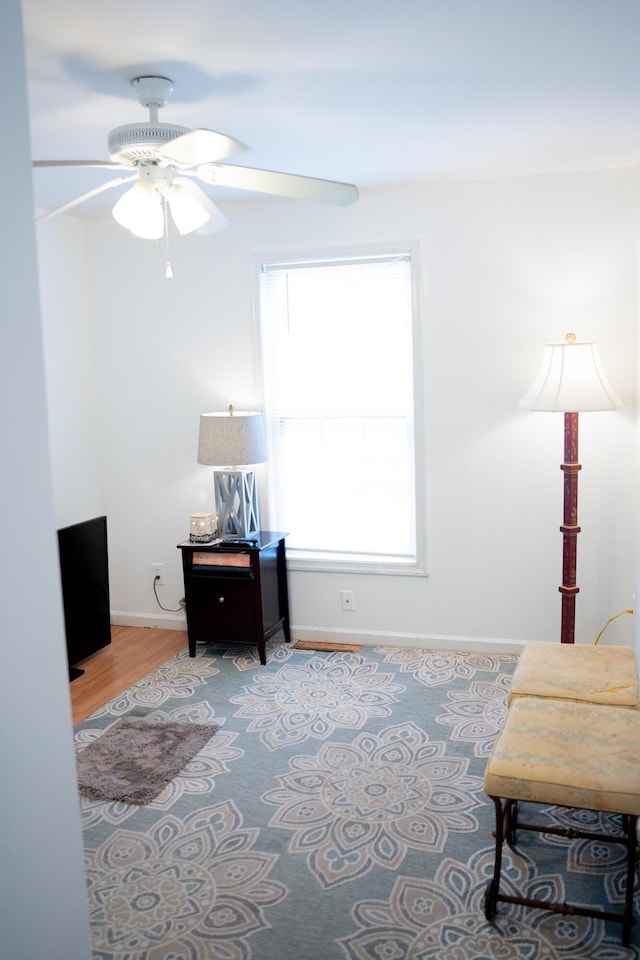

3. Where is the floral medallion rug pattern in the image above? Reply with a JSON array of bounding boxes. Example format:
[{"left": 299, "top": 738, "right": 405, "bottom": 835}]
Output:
[{"left": 75, "top": 643, "right": 640, "bottom": 960}]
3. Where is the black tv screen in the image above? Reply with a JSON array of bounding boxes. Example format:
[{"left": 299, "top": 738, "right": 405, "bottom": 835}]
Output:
[{"left": 57, "top": 515, "right": 111, "bottom": 670}]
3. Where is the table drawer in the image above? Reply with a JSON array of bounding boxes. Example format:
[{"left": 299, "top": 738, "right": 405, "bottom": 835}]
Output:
[{"left": 188, "top": 575, "right": 256, "bottom": 643}]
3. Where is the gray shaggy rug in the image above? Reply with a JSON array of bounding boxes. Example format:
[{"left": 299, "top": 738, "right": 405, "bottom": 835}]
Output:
[{"left": 76, "top": 716, "right": 219, "bottom": 804}]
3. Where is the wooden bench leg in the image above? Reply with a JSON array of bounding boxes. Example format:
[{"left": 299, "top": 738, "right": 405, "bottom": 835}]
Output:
[
  {"left": 484, "top": 796, "right": 506, "bottom": 921},
  {"left": 622, "top": 814, "right": 638, "bottom": 947},
  {"left": 505, "top": 798, "right": 518, "bottom": 846},
  {"left": 485, "top": 798, "right": 638, "bottom": 945}
]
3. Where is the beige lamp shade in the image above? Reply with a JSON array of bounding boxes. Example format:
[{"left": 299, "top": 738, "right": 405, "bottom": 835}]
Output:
[
  {"left": 519, "top": 334, "right": 622, "bottom": 413},
  {"left": 197, "top": 410, "right": 267, "bottom": 467}
]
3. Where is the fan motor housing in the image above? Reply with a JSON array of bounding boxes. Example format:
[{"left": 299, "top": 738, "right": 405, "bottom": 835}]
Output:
[{"left": 108, "top": 122, "right": 190, "bottom": 164}]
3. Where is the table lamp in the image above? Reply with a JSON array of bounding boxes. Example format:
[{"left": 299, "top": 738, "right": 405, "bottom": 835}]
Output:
[{"left": 197, "top": 405, "right": 267, "bottom": 539}]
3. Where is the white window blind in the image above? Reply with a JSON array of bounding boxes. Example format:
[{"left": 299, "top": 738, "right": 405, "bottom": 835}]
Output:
[{"left": 259, "top": 251, "right": 420, "bottom": 569}]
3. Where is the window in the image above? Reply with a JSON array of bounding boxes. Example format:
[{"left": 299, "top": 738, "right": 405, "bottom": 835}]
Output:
[{"left": 258, "top": 248, "right": 424, "bottom": 573}]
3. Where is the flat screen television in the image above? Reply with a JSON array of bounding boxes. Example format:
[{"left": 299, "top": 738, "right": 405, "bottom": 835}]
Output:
[{"left": 57, "top": 515, "right": 111, "bottom": 678}]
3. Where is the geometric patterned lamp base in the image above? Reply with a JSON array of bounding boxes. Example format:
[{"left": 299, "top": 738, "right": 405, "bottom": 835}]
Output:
[{"left": 214, "top": 469, "right": 260, "bottom": 539}]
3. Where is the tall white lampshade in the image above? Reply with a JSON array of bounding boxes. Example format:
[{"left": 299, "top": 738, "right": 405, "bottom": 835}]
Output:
[
  {"left": 198, "top": 407, "right": 267, "bottom": 539},
  {"left": 519, "top": 333, "right": 622, "bottom": 644},
  {"left": 519, "top": 337, "right": 622, "bottom": 413}
]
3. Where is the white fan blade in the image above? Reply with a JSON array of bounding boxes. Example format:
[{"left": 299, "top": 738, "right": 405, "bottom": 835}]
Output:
[
  {"left": 33, "top": 160, "right": 133, "bottom": 170},
  {"left": 36, "top": 175, "right": 138, "bottom": 223},
  {"left": 196, "top": 162, "right": 359, "bottom": 206},
  {"left": 157, "top": 129, "right": 246, "bottom": 168},
  {"left": 172, "top": 177, "right": 230, "bottom": 234}
]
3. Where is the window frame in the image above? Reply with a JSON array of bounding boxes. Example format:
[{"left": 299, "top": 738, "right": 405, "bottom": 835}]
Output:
[{"left": 253, "top": 242, "right": 428, "bottom": 578}]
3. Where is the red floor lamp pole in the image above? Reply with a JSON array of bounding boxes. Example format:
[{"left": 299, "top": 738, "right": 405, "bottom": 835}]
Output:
[
  {"left": 560, "top": 410, "right": 580, "bottom": 644},
  {"left": 519, "top": 333, "right": 622, "bottom": 644}
]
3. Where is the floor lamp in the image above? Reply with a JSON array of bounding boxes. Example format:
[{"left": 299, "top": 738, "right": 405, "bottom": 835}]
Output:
[
  {"left": 197, "top": 406, "right": 267, "bottom": 540},
  {"left": 519, "top": 333, "right": 622, "bottom": 644}
]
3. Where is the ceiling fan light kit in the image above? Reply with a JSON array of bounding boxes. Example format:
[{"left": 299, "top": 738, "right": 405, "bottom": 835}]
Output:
[
  {"left": 113, "top": 181, "right": 163, "bottom": 239},
  {"left": 162, "top": 182, "right": 210, "bottom": 235},
  {"left": 111, "top": 162, "right": 213, "bottom": 239},
  {"left": 33, "top": 74, "right": 359, "bottom": 268}
]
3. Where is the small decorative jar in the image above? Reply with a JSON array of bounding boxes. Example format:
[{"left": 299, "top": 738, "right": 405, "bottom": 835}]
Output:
[{"left": 189, "top": 513, "right": 217, "bottom": 543}]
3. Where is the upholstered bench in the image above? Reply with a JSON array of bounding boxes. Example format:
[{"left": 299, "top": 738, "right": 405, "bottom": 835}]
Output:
[
  {"left": 484, "top": 696, "right": 640, "bottom": 945},
  {"left": 509, "top": 642, "right": 639, "bottom": 707}
]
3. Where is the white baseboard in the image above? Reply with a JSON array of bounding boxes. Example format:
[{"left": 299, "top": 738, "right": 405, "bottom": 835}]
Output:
[
  {"left": 110, "top": 611, "right": 187, "bottom": 631},
  {"left": 292, "top": 625, "right": 525, "bottom": 654},
  {"left": 110, "top": 613, "right": 524, "bottom": 654}
]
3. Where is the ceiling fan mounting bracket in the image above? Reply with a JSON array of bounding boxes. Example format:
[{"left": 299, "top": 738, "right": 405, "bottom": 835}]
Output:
[
  {"left": 131, "top": 76, "right": 174, "bottom": 109},
  {"left": 109, "top": 77, "right": 188, "bottom": 164}
]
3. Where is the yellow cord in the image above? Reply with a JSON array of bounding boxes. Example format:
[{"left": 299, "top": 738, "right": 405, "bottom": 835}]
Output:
[{"left": 593, "top": 609, "right": 634, "bottom": 645}]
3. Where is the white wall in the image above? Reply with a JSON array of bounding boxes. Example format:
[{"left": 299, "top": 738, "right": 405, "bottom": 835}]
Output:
[
  {"left": 635, "top": 171, "right": 640, "bottom": 660},
  {"left": 72, "top": 167, "right": 637, "bottom": 651},
  {"left": 0, "top": 2, "right": 92, "bottom": 956},
  {"left": 37, "top": 216, "right": 106, "bottom": 527}
]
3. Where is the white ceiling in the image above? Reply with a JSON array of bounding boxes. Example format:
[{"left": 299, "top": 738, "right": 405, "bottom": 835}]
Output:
[{"left": 22, "top": 0, "right": 640, "bottom": 219}]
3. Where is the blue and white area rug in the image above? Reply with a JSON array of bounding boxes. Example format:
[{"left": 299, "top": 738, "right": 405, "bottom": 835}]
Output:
[{"left": 74, "top": 641, "right": 640, "bottom": 959}]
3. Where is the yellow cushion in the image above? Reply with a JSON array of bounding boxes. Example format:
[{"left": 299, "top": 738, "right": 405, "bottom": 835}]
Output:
[
  {"left": 509, "top": 642, "right": 639, "bottom": 707},
  {"left": 484, "top": 696, "right": 640, "bottom": 815}
]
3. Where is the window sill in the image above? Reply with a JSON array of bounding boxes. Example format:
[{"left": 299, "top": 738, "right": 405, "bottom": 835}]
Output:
[{"left": 286, "top": 553, "right": 428, "bottom": 577}]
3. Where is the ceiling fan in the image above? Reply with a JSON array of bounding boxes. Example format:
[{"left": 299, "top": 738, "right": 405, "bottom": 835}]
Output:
[{"left": 33, "top": 75, "right": 359, "bottom": 239}]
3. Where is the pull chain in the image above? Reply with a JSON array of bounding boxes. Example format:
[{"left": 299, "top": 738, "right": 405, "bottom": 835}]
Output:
[{"left": 164, "top": 201, "right": 173, "bottom": 279}]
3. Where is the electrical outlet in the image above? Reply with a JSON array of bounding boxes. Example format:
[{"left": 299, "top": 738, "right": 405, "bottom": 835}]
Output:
[
  {"left": 152, "top": 562, "right": 166, "bottom": 585},
  {"left": 341, "top": 590, "right": 355, "bottom": 611}
]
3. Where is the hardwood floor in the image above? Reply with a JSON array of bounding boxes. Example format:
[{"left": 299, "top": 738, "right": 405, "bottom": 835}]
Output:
[{"left": 69, "top": 625, "right": 187, "bottom": 725}]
